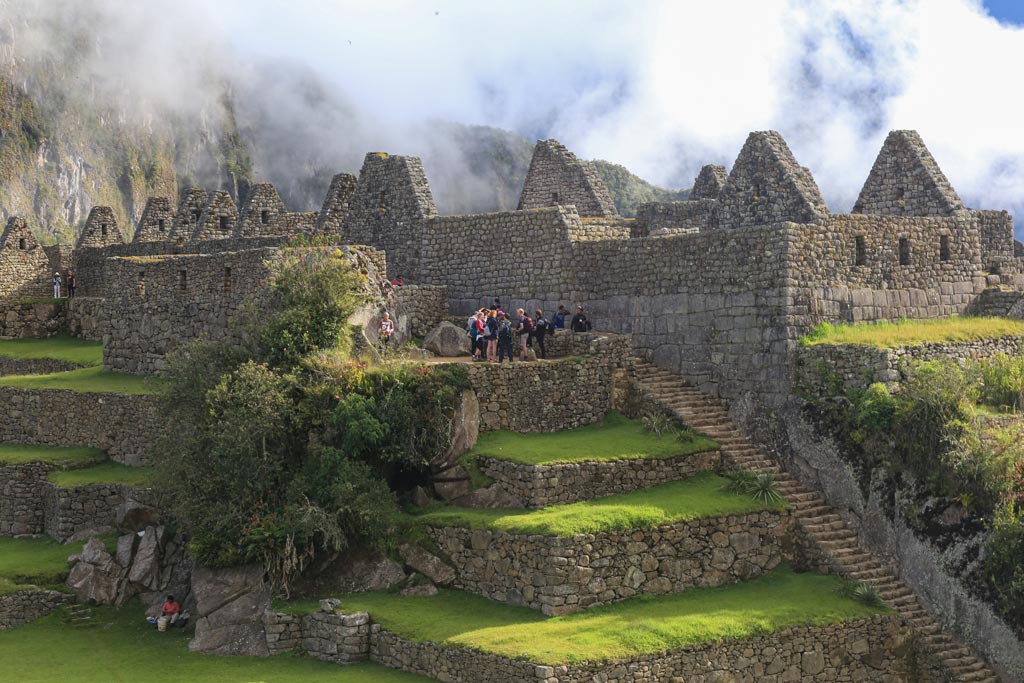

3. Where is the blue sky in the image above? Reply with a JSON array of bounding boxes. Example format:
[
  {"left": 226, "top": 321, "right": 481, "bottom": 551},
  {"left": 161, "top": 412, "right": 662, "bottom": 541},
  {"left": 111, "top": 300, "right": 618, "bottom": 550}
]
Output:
[{"left": 983, "top": 0, "right": 1024, "bottom": 24}]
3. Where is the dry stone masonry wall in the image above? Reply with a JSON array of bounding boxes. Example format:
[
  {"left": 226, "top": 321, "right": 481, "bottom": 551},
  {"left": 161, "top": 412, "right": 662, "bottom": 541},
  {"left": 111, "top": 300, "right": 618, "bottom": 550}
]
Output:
[
  {"left": 76, "top": 206, "right": 124, "bottom": 249},
  {"left": 517, "top": 139, "right": 618, "bottom": 218},
  {"left": 133, "top": 197, "right": 175, "bottom": 244},
  {"left": 0, "top": 590, "right": 70, "bottom": 630},
  {"left": 428, "top": 509, "right": 792, "bottom": 615},
  {"left": 0, "top": 217, "right": 50, "bottom": 303}
]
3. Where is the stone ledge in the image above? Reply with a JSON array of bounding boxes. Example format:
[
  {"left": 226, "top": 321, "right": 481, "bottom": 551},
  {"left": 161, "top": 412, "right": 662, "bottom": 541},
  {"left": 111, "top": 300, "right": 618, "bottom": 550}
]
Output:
[
  {"left": 478, "top": 450, "right": 720, "bottom": 509},
  {"left": 0, "top": 589, "right": 70, "bottom": 630},
  {"left": 428, "top": 509, "right": 792, "bottom": 615}
]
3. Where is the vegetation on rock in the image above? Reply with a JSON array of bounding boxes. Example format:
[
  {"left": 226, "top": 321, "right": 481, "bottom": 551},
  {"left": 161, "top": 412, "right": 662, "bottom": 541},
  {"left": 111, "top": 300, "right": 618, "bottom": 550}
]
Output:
[
  {"left": 800, "top": 317, "right": 1024, "bottom": 348},
  {"left": 0, "top": 336, "right": 102, "bottom": 367}
]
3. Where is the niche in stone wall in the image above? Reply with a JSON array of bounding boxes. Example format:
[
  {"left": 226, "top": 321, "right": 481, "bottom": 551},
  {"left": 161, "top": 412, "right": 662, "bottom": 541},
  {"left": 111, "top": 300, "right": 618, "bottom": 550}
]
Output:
[
  {"left": 219, "top": 215, "right": 229, "bottom": 231},
  {"left": 896, "top": 187, "right": 905, "bottom": 206},
  {"left": 940, "top": 234, "right": 951, "bottom": 262},
  {"left": 551, "top": 191, "right": 560, "bottom": 204},
  {"left": 855, "top": 236, "right": 867, "bottom": 266},
  {"left": 899, "top": 237, "right": 911, "bottom": 266},
  {"left": 100, "top": 224, "right": 108, "bottom": 237},
  {"left": 224, "top": 266, "right": 232, "bottom": 292},
  {"left": 138, "top": 272, "right": 146, "bottom": 297},
  {"left": 178, "top": 270, "right": 187, "bottom": 291},
  {"left": 158, "top": 219, "right": 166, "bottom": 232},
  {"left": 261, "top": 210, "right": 269, "bottom": 225},
  {"left": 18, "top": 238, "right": 25, "bottom": 250}
]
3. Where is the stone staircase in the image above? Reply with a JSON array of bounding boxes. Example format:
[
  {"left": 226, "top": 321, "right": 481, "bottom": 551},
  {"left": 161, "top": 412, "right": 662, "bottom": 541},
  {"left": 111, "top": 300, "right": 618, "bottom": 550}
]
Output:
[
  {"left": 633, "top": 360, "right": 1002, "bottom": 683},
  {"left": 64, "top": 602, "right": 94, "bottom": 628}
]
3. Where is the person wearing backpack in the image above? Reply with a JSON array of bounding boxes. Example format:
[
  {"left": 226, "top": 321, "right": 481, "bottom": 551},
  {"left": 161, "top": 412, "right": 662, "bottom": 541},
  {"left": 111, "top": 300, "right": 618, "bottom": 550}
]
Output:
[
  {"left": 467, "top": 310, "right": 485, "bottom": 361},
  {"left": 485, "top": 309, "right": 499, "bottom": 362},
  {"left": 515, "top": 308, "right": 534, "bottom": 361},
  {"left": 532, "top": 309, "right": 549, "bottom": 359},
  {"left": 497, "top": 313, "right": 514, "bottom": 363}
]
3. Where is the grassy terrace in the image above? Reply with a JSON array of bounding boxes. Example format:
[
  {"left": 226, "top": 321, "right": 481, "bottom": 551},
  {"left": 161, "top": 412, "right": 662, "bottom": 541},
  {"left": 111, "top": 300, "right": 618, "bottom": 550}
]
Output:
[
  {"left": 0, "top": 608, "right": 436, "bottom": 683},
  {"left": 0, "top": 336, "right": 102, "bottom": 367},
  {"left": 800, "top": 316, "right": 1024, "bottom": 349},
  {"left": 48, "top": 461, "right": 155, "bottom": 488},
  {"left": 0, "top": 535, "right": 114, "bottom": 596},
  {"left": 409, "top": 472, "right": 783, "bottom": 536},
  {"left": 463, "top": 411, "right": 719, "bottom": 466},
  {"left": 0, "top": 366, "right": 157, "bottom": 394},
  {"left": 0, "top": 444, "right": 106, "bottom": 467},
  {"left": 280, "top": 567, "right": 885, "bottom": 665}
]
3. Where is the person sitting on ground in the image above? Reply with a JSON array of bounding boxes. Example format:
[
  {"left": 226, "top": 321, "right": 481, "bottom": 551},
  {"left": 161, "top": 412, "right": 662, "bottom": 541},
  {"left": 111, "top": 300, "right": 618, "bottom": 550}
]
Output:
[
  {"left": 570, "top": 305, "right": 592, "bottom": 333},
  {"left": 162, "top": 594, "right": 181, "bottom": 625},
  {"left": 378, "top": 312, "right": 395, "bottom": 354}
]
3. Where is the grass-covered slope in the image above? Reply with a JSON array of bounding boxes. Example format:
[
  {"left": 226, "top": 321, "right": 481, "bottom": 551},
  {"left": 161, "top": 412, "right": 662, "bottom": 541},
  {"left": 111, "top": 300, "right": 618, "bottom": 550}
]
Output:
[
  {"left": 465, "top": 411, "right": 718, "bottom": 466},
  {"left": 330, "top": 567, "right": 885, "bottom": 665},
  {"left": 0, "top": 336, "right": 102, "bottom": 367},
  {"left": 801, "top": 317, "right": 1024, "bottom": 348},
  {"left": 47, "top": 462, "right": 155, "bottom": 488},
  {"left": 0, "top": 535, "right": 114, "bottom": 595},
  {"left": 410, "top": 472, "right": 782, "bottom": 536},
  {"left": 0, "top": 444, "right": 106, "bottom": 467},
  {"left": 0, "top": 366, "right": 157, "bottom": 394},
  {"left": 0, "top": 607, "right": 436, "bottom": 683}
]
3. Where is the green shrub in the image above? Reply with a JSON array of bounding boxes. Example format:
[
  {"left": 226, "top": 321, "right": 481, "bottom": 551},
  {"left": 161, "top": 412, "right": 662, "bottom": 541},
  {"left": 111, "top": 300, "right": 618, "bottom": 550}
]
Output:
[
  {"left": 837, "top": 581, "right": 885, "bottom": 608},
  {"left": 985, "top": 497, "right": 1024, "bottom": 625},
  {"left": 975, "top": 353, "right": 1024, "bottom": 411},
  {"left": 723, "top": 471, "right": 784, "bottom": 504}
]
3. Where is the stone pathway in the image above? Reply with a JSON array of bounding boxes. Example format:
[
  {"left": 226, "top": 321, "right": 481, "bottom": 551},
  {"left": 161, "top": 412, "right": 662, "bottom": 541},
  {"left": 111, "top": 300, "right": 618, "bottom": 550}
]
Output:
[{"left": 633, "top": 360, "right": 1002, "bottom": 683}]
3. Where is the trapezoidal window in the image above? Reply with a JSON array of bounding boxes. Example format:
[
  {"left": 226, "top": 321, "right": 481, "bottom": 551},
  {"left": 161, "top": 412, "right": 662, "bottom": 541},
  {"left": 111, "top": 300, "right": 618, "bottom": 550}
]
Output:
[
  {"left": 18, "top": 237, "right": 26, "bottom": 250},
  {"left": 224, "top": 266, "right": 232, "bottom": 291},
  {"left": 178, "top": 270, "right": 187, "bottom": 291},
  {"left": 100, "top": 224, "right": 108, "bottom": 237},
  {"left": 192, "top": 209, "right": 201, "bottom": 222},
  {"left": 753, "top": 183, "right": 763, "bottom": 201},
  {"left": 855, "top": 236, "right": 867, "bottom": 266},
  {"left": 219, "top": 215, "right": 229, "bottom": 231},
  {"left": 551, "top": 192, "right": 560, "bottom": 204},
  {"left": 940, "top": 235, "right": 951, "bottom": 262},
  {"left": 378, "top": 190, "right": 387, "bottom": 209},
  {"left": 896, "top": 187, "right": 906, "bottom": 205},
  {"left": 260, "top": 210, "right": 270, "bottom": 225},
  {"left": 157, "top": 218, "right": 166, "bottom": 232},
  {"left": 899, "top": 237, "right": 911, "bottom": 266}
]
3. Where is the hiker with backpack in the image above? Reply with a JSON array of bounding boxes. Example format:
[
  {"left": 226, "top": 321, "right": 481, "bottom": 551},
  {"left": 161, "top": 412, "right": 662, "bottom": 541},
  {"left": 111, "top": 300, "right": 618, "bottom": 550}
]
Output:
[
  {"left": 497, "top": 312, "right": 515, "bottom": 363},
  {"left": 532, "top": 309, "right": 549, "bottom": 359},
  {"left": 515, "top": 308, "right": 534, "bottom": 362},
  {"left": 467, "top": 310, "right": 484, "bottom": 361},
  {"left": 485, "top": 309, "right": 499, "bottom": 362}
]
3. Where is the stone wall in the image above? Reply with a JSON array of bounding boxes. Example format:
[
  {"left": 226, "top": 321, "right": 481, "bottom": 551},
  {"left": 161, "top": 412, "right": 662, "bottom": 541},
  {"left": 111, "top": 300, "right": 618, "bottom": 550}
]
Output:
[
  {"left": 428, "top": 509, "right": 791, "bottom": 615},
  {"left": 632, "top": 200, "right": 713, "bottom": 237},
  {"left": 42, "top": 482, "right": 150, "bottom": 542},
  {"left": 0, "top": 461, "right": 52, "bottom": 535},
  {"left": 478, "top": 450, "right": 720, "bottom": 509},
  {"left": 462, "top": 335, "right": 631, "bottom": 432},
  {"left": 0, "top": 357, "right": 79, "bottom": 376},
  {"left": 392, "top": 285, "right": 448, "bottom": 338},
  {"left": 370, "top": 615, "right": 925, "bottom": 683},
  {"left": 264, "top": 610, "right": 371, "bottom": 663},
  {"left": 517, "top": 139, "right": 618, "bottom": 218},
  {"left": 65, "top": 297, "right": 109, "bottom": 340},
  {"left": 0, "top": 298, "right": 107, "bottom": 340},
  {"left": 0, "top": 217, "right": 51, "bottom": 303},
  {"left": 0, "top": 589, "right": 70, "bottom": 630},
  {"left": 796, "top": 336, "right": 1024, "bottom": 394},
  {"left": 0, "top": 388, "right": 159, "bottom": 465}
]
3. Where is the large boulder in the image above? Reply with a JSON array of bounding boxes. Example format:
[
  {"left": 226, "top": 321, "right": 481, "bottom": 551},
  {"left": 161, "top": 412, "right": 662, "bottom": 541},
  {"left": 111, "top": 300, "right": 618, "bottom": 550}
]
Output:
[
  {"left": 433, "top": 390, "right": 479, "bottom": 469},
  {"left": 398, "top": 544, "right": 456, "bottom": 586},
  {"left": 127, "top": 526, "right": 164, "bottom": 590},
  {"left": 423, "top": 321, "right": 471, "bottom": 357},
  {"left": 66, "top": 538, "right": 124, "bottom": 605},
  {"left": 290, "top": 550, "right": 406, "bottom": 596},
  {"left": 116, "top": 499, "right": 161, "bottom": 532},
  {"left": 189, "top": 564, "right": 270, "bottom": 656}
]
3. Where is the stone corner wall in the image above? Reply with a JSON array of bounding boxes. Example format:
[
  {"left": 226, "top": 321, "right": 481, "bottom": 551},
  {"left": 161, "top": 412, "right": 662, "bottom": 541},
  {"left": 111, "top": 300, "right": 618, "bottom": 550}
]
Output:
[
  {"left": 393, "top": 285, "right": 448, "bottom": 338},
  {"left": 0, "top": 589, "right": 71, "bottom": 630},
  {"left": 264, "top": 609, "right": 372, "bottom": 664}
]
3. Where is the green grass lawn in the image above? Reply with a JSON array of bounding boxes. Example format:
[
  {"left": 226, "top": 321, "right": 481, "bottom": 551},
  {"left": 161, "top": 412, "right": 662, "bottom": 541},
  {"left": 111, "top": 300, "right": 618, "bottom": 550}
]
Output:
[
  {"left": 0, "top": 366, "right": 158, "bottom": 394},
  {"left": 464, "top": 411, "right": 718, "bottom": 466},
  {"left": 0, "top": 607, "right": 436, "bottom": 683},
  {"left": 409, "top": 472, "right": 783, "bottom": 536},
  {"left": 48, "top": 461, "right": 155, "bottom": 488},
  {"left": 0, "top": 443, "right": 106, "bottom": 467},
  {"left": 0, "top": 336, "right": 102, "bottom": 366},
  {"left": 800, "top": 317, "right": 1024, "bottom": 349},
  {"left": 0, "top": 535, "right": 113, "bottom": 594},
  {"left": 328, "top": 566, "right": 884, "bottom": 665}
]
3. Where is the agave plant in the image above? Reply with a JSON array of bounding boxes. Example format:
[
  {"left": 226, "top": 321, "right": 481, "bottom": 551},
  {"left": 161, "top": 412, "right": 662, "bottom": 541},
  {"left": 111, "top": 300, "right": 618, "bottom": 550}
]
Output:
[
  {"left": 750, "top": 473, "right": 785, "bottom": 505},
  {"left": 837, "top": 581, "right": 885, "bottom": 608}
]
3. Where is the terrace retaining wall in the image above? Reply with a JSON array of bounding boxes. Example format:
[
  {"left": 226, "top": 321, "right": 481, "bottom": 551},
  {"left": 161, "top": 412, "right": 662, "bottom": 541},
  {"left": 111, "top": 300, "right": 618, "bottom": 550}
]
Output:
[
  {"left": 369, "top": 614, "right": 928, "bottom": 682},
  {"left": 477, "top": 450, "right": 720, "bottom": 509},
  {"left": 0, "top": 461, "right": 53, "bottom": 535},
  {"left": 427, "top": 509, "right": 792, "bottom": 615},
  {"left": 0, "top": 589, "right": 70, "bottom": 630},
  {"left": 0, "top": 388, "right": 159, "bottom": 465},
  {"left": 264, "top": 610, "right": 372, "bottom": 664}
]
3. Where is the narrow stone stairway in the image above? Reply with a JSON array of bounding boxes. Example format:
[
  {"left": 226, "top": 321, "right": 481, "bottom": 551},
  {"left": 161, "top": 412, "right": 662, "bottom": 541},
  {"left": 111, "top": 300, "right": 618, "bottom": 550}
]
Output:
[
  {"left": 633, "top": 360, "right": 1002, "bottom": 683},
  {"left": 64, "top": 602, "right": 94, "bottom": 628}
]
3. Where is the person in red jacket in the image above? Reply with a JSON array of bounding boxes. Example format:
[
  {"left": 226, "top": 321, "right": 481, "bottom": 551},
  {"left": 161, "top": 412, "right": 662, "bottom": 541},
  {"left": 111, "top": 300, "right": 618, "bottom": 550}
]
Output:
[{"left": 162, "top": 595, "right": 181, "bottom": 625}]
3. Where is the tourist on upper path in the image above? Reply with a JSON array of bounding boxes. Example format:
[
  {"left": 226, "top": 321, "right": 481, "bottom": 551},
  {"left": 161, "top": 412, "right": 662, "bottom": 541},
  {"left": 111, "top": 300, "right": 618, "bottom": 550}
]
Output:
[
  {"left": 378, "top": 312, "right": 394, "bottom": 355},
  {"left": 485, "top": 308, "right": 499, "bottom": 362},
  {"left": 497, "top": 312, "right": 514, "bottom": 363},
  {"left": 515, "top": 308, "right": 534, "bottom": 362},
  {"left": 532, "top": 308, "right": 549, "bottom": 359},
  {"left": 468, "top": 310, "right": 486, "bottom": 361},
  {"left": 66, "top": 270, "right": 76, "bottom": 298},
  {"left": 52, "top": 271, "right": 62, "bottom": 298},
  {"left": 571, "top": 305, "right": 592, "bottom": 333},
  {"left": 552, "top": 304, "right": 569, "bottom": 330}
]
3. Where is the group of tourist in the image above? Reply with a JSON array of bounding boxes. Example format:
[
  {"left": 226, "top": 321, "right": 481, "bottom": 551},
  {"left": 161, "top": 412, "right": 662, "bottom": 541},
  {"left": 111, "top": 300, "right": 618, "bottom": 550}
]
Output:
[
  {"left": 52, "top": 270, "right": 76, "bottom": 298},
  {"left": 466, "top": 302, "right": 592, "bottom": 363}
]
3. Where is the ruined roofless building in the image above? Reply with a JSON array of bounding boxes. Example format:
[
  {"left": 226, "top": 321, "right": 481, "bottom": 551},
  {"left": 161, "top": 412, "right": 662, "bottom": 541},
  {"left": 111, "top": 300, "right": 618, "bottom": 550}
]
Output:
[
  {"left": 133, "top": 197, "right": 175, "bottom": 244},
  {"left": 517, "top": 139, "right": 618, "bottom": 218},
  {"left": 75, "top": 206, "right": 124, "bottom": 249},
  {"left": 168, "top": 188, "right": 209, "bottom": 242}
]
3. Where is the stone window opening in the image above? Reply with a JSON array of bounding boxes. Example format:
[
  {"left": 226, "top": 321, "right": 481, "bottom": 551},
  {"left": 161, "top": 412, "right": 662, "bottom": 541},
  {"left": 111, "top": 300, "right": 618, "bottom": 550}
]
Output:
[
  {"left": 899, "top": 237, "right": 911, "bottom": 266},
  {"left": 378, "top": 190, "right": 387, "bottom": 211},
  {"left": 138, "top": 272, "right": 146, "bottom": 297},
  {"left": 158, "top": 218, "right": 166, "bottom": 232},
  {"left": 224, "top": 266, "right": 232, "bottom": 291},
  {"left": 753, "top": 183, "right": 763, "bottom": 202},
  {"left": 18, "top": 237, "right": 26, "bottom": 250},
  {"left": 855, "top": 236, "right": 867, "bottom": 266},
  {"left": 940, "top": 235, "right": 951, "bottom": 262},
  {"left": 896, "top": 187, "right": 905, "bottom": 205},
  {"left": 551, "top": 192, "right": 560, "bottom": 204},
  {"left": 178, "top": 270, "right": 187, "bottom": 291},
  {"left": 100, "top": 224, "right": 108, "bottom": 237},
  {"left": 219, "top": 215, "right": 229, "bottom": 231},
  {"left": 260, "top": 210, "right": 270, "bottom": 225},
  {"left": 192, "top": 209, "right": 201, "bottom": 222}
]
